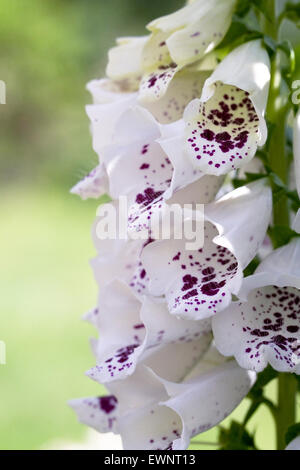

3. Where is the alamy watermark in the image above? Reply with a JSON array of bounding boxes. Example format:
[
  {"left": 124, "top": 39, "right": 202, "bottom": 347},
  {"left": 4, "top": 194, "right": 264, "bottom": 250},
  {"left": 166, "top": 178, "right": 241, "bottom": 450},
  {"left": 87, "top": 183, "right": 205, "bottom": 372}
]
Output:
[
  {"left": 0, "top": 80, "right": 6, "bottom": 104},
  {"left": 95, "top": 197, "right": 205, "bottom": 250}
]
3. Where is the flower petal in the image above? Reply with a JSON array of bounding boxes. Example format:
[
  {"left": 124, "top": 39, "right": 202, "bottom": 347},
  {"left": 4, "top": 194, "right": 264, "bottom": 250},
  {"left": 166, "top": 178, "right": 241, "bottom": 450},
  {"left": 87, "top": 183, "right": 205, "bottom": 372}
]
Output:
[
  {"left": 86, "top": 78, "right": 136, "bottom": 104},
  {"left": 69, "top": 395, "right": 119, "bottom": 433},
  {"left": 163, "top": 360, "right": 256, "bottom": 449},
  {"left": 147, "top": 0, "right": 236, "bottom": 67},
  {"left": 139, "top": 64, "right": 179, "bottom": 103},
  {"left": 158, "top": 132, "right": 223, "bottom": 199},
  {"left": 184, "top": 40, "right": 270, "bottom": 175},
  {"left": 86, "top": 93, "right": 137, "bottom": 155},
  {"left": 142, "top": 69, "right": 210, "bottom": 123},
  {"left": 286, "top": 436, "right": 300, "bottom": 450},
  {"left": 116, "top": 350, "right": 255, "bottom": 450},
  {"left": 142, "top": 221, "right": 240, "bottom": 320},
  {"left": 86, "top": 281, "right": 145, "bottom": 383},
  {"left": 205, "top": 179, "right": 273, "bottom": 269},
  {"left": 165, "top": 0, "right": 236, "bottom": 68},
  {"left": 239, "top": 237, "right": 300, "bottom": 298},
  {"left": 106, "top": 36, "right": 148, "bottom": 89},
  {"left": 70, "top": 164, "right": 108, "bottom": 200},
  {"left": 104, "top": 107, "right": 173, "bottom": 201},
  {"left": 142, "top": 180, "right": 271, "bottom": 320},
  {"left": 213, "top": 284, "right": 300, "bottom": 373},
  {"left": 86, "top": 280, "right": 211, "bottom": 384},
  {"left": 140, "top": 296, "right": 212, "bottom": 349}
]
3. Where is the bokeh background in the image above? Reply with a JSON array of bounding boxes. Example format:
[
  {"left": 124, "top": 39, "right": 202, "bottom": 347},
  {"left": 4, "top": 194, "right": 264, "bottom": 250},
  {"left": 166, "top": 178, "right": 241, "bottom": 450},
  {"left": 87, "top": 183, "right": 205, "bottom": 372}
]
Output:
[{"left": 0, "top": 0, "right": 298, "bottom": 450}]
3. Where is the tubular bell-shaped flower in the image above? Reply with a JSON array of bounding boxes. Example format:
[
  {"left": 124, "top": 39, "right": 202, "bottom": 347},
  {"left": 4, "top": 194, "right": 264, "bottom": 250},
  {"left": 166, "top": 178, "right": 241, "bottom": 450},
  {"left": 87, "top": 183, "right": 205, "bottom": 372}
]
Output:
[
  {"left": 184, "top": 40, "right": 271, "bottom": 175},
  {"left": 70, "top": 346, "right": 255, "bottom": 450},
  {"left": 141, "top": 180, "right": 272, "bottom": 320},
  {"left": 212, "top": 237, "right": 300, "bottom": 373},
  {"left": 89, "top": 106, "right": 223, "bottom": 233},
  {"left": 85, "top": 279, "right": 211, "bottom": 383},
  {"left": 106, "top": 36, "right": 149, "bottom": 91},
  {"left": 139, "top": 0, "right": 236, "bottom": 103}
]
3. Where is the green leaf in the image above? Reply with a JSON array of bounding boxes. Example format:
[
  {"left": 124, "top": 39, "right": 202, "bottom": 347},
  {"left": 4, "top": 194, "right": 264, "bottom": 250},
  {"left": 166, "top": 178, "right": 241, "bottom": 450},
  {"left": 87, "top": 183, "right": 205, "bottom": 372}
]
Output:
[
  {"left": 281, "top": 2, "right": 300, "bottom": 27},
  {"left": 235, "top": 0, "right": 252, "bottom": 17},
  {"left": 243, "top": 257, "right": 260, "bottom": 277},
  {"left": 285, "top": 423, "right": 300, "bottom": 445},
  {"left": 251, "top": 0, "right": 272, "bottom": 21},
  {"left": 219, "top": 421, "right": 256, "bottom": 450},
  {"left": 217, "top": 16, "right": 262, "bottom": 52},
  {"left": 269, "top": 225, "right": 300, "bottom": 249},
  {"left": 249, "top": 366, "right": 278, "bottom": 399},
  {"left": 232, "top": 172, "right": 267, "bottom": 189}
]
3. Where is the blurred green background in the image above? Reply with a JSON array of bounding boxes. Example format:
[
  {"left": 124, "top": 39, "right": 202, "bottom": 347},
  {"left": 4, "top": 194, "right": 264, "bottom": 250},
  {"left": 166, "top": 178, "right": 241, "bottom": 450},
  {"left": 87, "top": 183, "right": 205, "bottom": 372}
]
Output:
[{"left": 0, "top": 0, "right": 298, "bottom": 450}]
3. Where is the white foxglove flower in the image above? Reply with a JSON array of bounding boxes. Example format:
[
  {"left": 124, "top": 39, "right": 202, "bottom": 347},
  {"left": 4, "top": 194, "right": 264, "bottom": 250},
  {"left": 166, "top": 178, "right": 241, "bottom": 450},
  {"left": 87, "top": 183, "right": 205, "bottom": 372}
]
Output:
[
  {"left": 105, "top": 36, "right": 214, "bottom": 124},
  {"left": 141, "top": 180, "right": 272, "bottom": 320},
  {"left": 106, "top": 36, "right": 149, "bottom": 91},
  {"left": 139, "top": 0, "right": 236, "bottom": 103},
  {"left": 213, "top": 238, "right": 300, "bottom": 373},
  {"left": 92, "top": 106, "right": 222, "bottom": 233},
  {"left": 86, "top": 94, "right": 138, "bottom": 157},
  {"left": 184, "top": 40, "right": 270, "bottom": 175},
  {"left": 286, "top": 436, "right": 300, "bottom": 450},
  {"left": 91, "top": 234, "right": 150, "bottom": 298},
  {"left": 85, "top": 280, "right": 211, "bottom": 383},
  {"left": 71, "top": 82, "right": 137, "bottom": 199},
  {"left": 70, "top": 346, "right": 255, "bottom": 450},
  {"left": 143, "top": 67, "right": 211, "bottom": 124},
  {"left": 293, "top": 108, "right": 300, "bottom": 199},
  {"left": 70, "top": 164, "right": 109, "bottom": 200},
  {"left": 86, "top": 78, "right": 137, "bottom": 104},
  {"left": 158, "top": 121, "right": 224, "bottom": 201}
]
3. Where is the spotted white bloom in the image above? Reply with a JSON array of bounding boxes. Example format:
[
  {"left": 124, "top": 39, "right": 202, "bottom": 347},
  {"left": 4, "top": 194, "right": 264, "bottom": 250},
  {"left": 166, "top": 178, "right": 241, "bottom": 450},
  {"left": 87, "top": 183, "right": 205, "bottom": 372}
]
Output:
[
  {"left": 70, "top": 346, "right": 255, "bottom": 450},
  {"left": 141, "top": 180, "right": 272, "bottom": 320},
  {"left": 184, "top": 40, "right": 270, "bottom": 175},
  {"left": 139, "top": 0, "right": 236, "bottom": 103},
  {"left": 213, "top": 238, "right": 300, "bottom": 373},
  {"left": 91, "top": 106, "right": 223, "bottom": 231},
  {"left": 85, "top": 279, "right": 211, "bottom": 383},
  {"left": 105, "top": 34, "right": 217, "bottom": 124}
]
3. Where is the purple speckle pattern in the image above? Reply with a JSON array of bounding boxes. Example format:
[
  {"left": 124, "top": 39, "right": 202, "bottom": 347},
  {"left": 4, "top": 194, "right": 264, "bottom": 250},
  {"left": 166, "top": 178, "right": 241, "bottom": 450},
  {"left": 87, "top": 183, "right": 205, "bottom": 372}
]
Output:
[
  {"left": 140, "top": 64, "right": 178, "bottom": 101},
  {"left": 146, "top": 72, "right": 208, "bottom": 124},
  {"left": 214, "top": 285, "right": 300, "bottom": 372},
  {"left": 88, "top": 325, "right": 145, "bottom": 383},
  {"left": 157, "top": 223, "right": 239, "bottom": 319},
  {"left": 70, "top": 395, "right": 118, "bottom": 433},
  {"left": 126, "top": 142, "right": 173, "bottom": 232},
  {"left": 185, "top": 84, "right": 260, "bottom": 174}
]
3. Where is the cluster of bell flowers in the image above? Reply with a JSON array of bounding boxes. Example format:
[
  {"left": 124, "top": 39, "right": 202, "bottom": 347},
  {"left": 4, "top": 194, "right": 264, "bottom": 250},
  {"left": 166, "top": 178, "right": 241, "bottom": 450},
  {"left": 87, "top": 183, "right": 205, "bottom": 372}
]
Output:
[{"left": 70, "top": 0, "right": 300, "bottom": 450}]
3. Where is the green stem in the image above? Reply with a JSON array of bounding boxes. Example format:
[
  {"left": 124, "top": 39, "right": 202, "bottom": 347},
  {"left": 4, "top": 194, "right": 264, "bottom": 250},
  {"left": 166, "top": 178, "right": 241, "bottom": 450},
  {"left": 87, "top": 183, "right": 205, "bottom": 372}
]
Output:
[
  {"left": 261, "top": 0, "right": 277, "bottom": 39},
  {"left": 268, "top": 104, "right": 289, "bottom": 226},
  {"left": 266, "top": 8, "right": 289, "bottom": 226},
  {"left": 276, "top": 374, "right": 298, "bottom": 450},
  {"left": 263, "top": 1, "right": 297, "bottom": 450}
]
